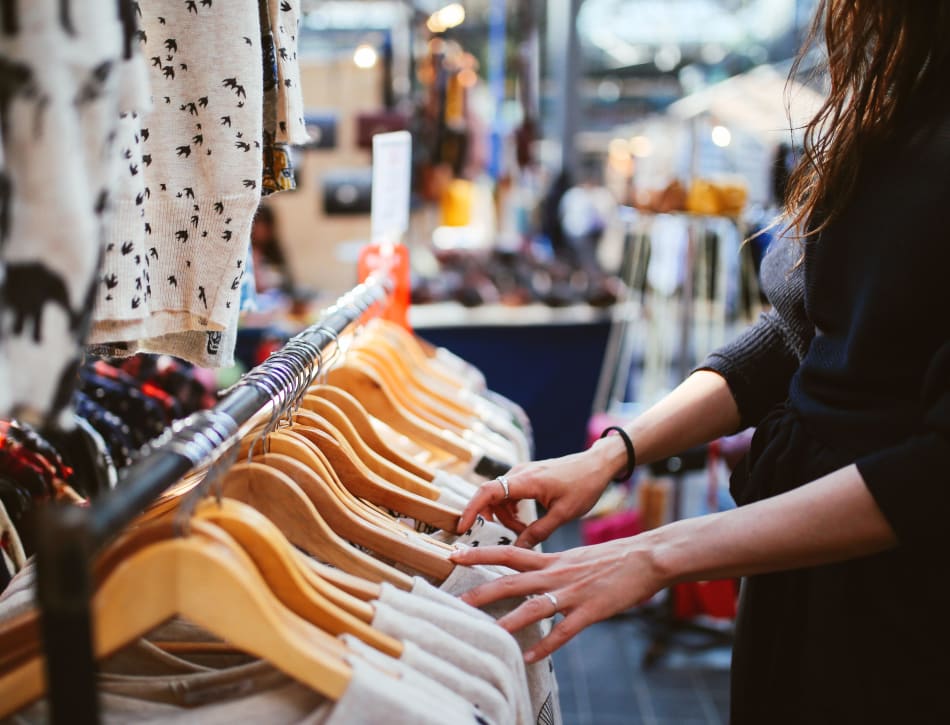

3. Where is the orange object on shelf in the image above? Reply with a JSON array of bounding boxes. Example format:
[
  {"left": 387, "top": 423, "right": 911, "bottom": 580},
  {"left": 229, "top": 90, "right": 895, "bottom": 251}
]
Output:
[{"left": 357, "top": 242, "right": 412, "bottom": 332}]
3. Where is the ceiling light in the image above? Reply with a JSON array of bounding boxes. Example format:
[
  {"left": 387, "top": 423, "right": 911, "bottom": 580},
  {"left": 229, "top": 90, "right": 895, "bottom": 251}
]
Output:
[{"left": 353, "top": 44, "right": 378, "bottom": 69}]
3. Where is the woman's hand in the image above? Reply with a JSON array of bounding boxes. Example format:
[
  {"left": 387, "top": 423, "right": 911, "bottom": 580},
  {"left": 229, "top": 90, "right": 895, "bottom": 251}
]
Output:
[
  {"left": 448, "top": 536, "right": 669, "bottom": 662},
  {"left": 457, "top": 444, "right": 623, "bottom": 548}
]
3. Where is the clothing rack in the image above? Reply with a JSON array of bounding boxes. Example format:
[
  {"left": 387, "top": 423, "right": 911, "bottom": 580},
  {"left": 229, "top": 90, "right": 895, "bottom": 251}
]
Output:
[{"left": 33, "top": 274, "right": 393, "bottom": 725}]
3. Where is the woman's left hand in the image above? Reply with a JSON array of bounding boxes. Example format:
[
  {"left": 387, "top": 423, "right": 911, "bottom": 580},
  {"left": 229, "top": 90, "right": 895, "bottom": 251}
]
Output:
[{"left": 448, "top": 536, "right": 670, "bottom": 662}]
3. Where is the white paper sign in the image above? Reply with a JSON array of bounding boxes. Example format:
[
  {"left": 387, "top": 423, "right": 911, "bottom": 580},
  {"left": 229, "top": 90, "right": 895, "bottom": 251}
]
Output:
[{"left": 371, "top": 131, "right": 412, "bottom": 243}]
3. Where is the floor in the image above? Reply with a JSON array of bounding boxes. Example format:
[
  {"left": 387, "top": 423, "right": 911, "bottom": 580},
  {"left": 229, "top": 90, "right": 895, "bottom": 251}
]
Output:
[{"left": 548, "top": 522, "right": 733, "bottom": 725}]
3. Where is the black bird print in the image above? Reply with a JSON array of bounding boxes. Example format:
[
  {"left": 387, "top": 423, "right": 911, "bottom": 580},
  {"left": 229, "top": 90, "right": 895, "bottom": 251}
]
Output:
[
  {"left": 237, "top": 101, "right": 244, "bottom": 108},
  {"left": 243, "top": 36, "right": 252, "bottom": 46},
  {"left": 235, "top": 141, "right": 250, "bottom": 152},
  {"left": 121, "top": 241, "right": 134, "bottom": 255},
  {"left": 106, "top": 243, "right": 115, "bottom": 252},
  {"left": 159, "top": 184, "right": 167, "bottom": 191},
  {"left": 135, "top": 277, "right": 142, "bottom": 291},
  {"left": 201, "top": 231, "right": 208, "bottom": 238},
  {"left": 60, "top": 0, "right": 75, "bottom": 35},
  {"left": 104, "top": 273, "right": 119, "bottom": 289},
  {"left": 186, "top": 0, "right": 198, "bottom": 14},
  {"left": 175, "top": 230, "right": 188, "bottom": 242},
  {"left": 135, "top": 191, "right": 145, "bottom": 205},
  {"left": 163, "top": 96, "right": 171, "bottom": 104},
  {"left": 193, "top": 204, "right": 199, "bottom": 211},
  {"left": 136, "top": 29, "right": 147, "bottom": 44},
  {"left": 236, "top": 259, "right": 242, "bottom": 268},
  {"left": 222, "top": 77, "right": 246, "bottom": 99},
  {"left": 165, "top": 38, "right": 177, "bottom": 53},
  {"left": 198, "top": 286, "right": 207, "bottom": 309},
  {"left": 197, "top": 96, "right": 209, "bottom": 108},
  {"left": 225, "top": 217, "right": 232, "bottom": 224},
  {"left": 183, "top": 187, "right": 195, "bottom": 199},
  {"left": 278, "top": 47, "right": 288, "bottom": 61},
  {"left": 176, "top": 145, "right": 191, "bottom": 158},
  {"left": 281, "top": 1, "right": 291, "bottom": 10},
  {"left": 278, "top": 121, "right": 287, "bottom": 134},
  {"left": 149, "top": 247, "right": 158, "bottom": 258},
  {"left": 129, "top": 163, "right": 138, "bottom": 175},
  {"left": 166, "top": 54, "right": 173, "bottom": 61},
  {"left": 192, "top": 133, "right": 203, "bottom": 146},
  {"left": 163, "top": 65, "right": 175, "bottom": 80},
  {"left": 145, "top": 223, "right": 152, "bottom": 234},
  {"left": 168, "top": 275, "right": 177, "bottom": 287},
  {"left": 134, "top": 254, "right": 141, "bottom": 265},
  {"left": 142, "top": 153, "right": 152, "bottom": 166},
  {"left": 201, "top": 0, "right": 212, "bottom": 6},
  {"left": 236, "top": 131, "right": 243, "bottom": 138},
  {"left": 123, "top": 148, "right": 132, "bottom": 159},
  {"left": 231, "top": 276, "right": 240, "bottom": 290},
  {"left": 180, "top": 63, "right": 188, "bottom": 71},
  {"left": 220, "top": 115, "right": 231, "bottom": 127},
  {"left": 242, "top": 179, "right": 257, "bottom": 189},
  {"left": 141, "top": 128, "right": 149, "bottom": 141},
  {"left": 214, "top": 201, "right": 224, "bottom": 214},
  {"left": 190, "top": 215, "right": 199, "bottom": 228},
  {"left": 94, "top": 189, "right": 109, "bottom": 214},
  {"left": 151, "top": 56, "right": 162, "bottom": 67},
  {"left": 283, "top": 78, "right": 292, "bottom": 88},
  {"left": 145, "top": 187, "right": 151, "bottom": 198},
  {"left": 158, "top": 16, "right": 166, "bottom": 24},
  {"left": 183, "top": 102, "right": 197, "bottom": 115},
  {"left": 131, "top": 297, "right": 141, "bottom": 309},
  {"left": 253, "top": 140, "right": 260, "bottom": 148},
  {"left": 222, "top": 230, "right": 232, "bottom": 241}
]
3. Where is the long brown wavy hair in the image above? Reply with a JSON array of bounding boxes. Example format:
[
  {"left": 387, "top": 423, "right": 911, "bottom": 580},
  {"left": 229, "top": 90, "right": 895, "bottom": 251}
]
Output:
[{"left": 785, "top": 0, "right": 950, "bottom": 236}]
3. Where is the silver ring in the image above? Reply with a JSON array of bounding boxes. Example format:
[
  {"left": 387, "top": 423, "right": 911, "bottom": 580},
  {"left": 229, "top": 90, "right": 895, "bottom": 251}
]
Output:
[
  {"left": 542, "top": 592, "right": 559, "bottom": 615},
  {"left": 496, "top": 475, "right": 510, "bottom": 500}
]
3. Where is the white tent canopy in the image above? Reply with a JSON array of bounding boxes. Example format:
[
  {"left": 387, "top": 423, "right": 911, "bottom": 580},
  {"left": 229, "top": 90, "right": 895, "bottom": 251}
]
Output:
[{"left": 667, "top": 65, "right": 824, "bottom": 143}]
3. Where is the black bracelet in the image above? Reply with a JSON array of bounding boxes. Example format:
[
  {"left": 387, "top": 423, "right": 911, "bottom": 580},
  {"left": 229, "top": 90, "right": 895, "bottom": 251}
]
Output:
[{"left": 600, "top": 426, "right": 636, "bottom": 482}]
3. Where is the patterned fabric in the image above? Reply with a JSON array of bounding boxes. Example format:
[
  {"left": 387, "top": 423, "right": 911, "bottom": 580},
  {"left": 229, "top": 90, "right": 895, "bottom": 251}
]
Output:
[
  {"left": 89, "top": 0, "right": 264, "bottom": 367},
  {"left": 0, "top": 0, "right": 143, "bottom": 429}
]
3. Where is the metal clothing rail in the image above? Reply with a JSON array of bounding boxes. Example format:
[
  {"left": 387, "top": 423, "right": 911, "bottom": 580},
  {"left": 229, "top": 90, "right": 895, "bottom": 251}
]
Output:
[{"left": 33, "top": 275, "right": 392, "bottom": 725}]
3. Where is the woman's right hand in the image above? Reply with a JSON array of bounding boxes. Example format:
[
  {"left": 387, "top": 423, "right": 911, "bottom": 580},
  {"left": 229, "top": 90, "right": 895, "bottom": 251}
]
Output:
[{"left": 457, "top": 442, "right": 623, "bottom": 548}]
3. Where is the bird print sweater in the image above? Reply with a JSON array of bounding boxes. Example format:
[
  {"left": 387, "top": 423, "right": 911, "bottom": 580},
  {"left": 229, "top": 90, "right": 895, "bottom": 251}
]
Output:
[{"left": 89, "top": 0, "right": 265, "bottom": 366}]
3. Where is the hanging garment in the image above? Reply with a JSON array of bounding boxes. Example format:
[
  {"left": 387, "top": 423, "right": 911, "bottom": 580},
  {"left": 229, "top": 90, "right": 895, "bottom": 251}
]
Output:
[
  {"left": 89, "top": 0, "right": 264, "bottom": 367},
  {"left": 438, "top": 563, "right": 564, "bottom": 725},
  {"left": 0, "top": 0, "right": 145, "bottom": 429}
]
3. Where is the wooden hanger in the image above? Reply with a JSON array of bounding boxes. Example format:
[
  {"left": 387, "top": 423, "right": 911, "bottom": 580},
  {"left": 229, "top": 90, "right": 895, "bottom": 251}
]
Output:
[
  {"left": 218, "top": 459, "right": 411, "bottom": 588},
  {"left": 365, "top": 319, "right": 475, "bottom": 390},
  {"left": 297, "top": 396, "right": 436, "bottom": 497},
  {"left": 257, "top": 430, "right": 409, "bottom": 535},
  {"left": 289, "top": 421, "right": 461, "bottom": 532},
  {"left": 325, "top": 363, "right": 475, "bottom": 463},
  {"left": 238, "top": 454, "right": 454, "bottom": 581},
  {"left": 193, "top": 498, "right": 401, "bottom": 656},
  {"left": 307, "top": 385, "right": 436, "bottom": 482},
  {"left": 0, "top": 519, "right": 352, "bottom": 717}
]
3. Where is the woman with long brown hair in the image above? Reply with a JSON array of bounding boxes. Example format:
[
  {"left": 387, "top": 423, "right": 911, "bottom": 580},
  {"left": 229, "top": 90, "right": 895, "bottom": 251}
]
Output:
[{"left": 450, "top": 2, "right": 950, "bottom": 721}]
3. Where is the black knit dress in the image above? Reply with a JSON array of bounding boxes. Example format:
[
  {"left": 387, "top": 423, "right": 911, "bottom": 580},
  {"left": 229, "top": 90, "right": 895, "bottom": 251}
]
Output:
[{"left": 700, "top": 118, "right": 950, "bottom": 724}]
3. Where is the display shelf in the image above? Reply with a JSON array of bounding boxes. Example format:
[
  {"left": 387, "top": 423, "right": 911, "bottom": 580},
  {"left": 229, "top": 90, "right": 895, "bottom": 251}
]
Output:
[{"left": 409, "top": 301, "right": 615, "bottom": 329}]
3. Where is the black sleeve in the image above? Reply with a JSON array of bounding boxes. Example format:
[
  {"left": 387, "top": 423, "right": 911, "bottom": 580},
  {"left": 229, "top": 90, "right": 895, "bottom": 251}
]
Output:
[
  {"left": 696, "top": 308, "right": 803, "bottom": 429},
  {"left": 857, "top": 341, "right": 950, "bottom": 549}
]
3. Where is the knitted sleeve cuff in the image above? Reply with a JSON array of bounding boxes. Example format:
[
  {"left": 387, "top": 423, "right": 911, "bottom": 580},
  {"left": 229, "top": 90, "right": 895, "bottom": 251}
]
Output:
[
  {"left": 695, "top": 310, "right": 801, "bottom": 429},
  {"left": 856, "top": 345, "right": 950, "bottom": 549},
  {"left": 857, "top": 433, "right": 947, "bottom": 550}
]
